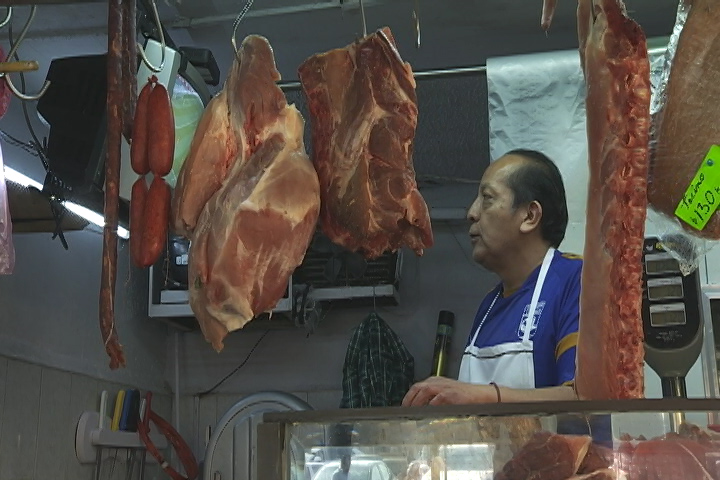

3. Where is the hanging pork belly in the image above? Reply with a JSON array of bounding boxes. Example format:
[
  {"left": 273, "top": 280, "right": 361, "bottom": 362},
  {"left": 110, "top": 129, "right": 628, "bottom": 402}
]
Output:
[
  {"left": 298, "top": 27, "right": 433, "bottom": 260},
  {"left": 575, "top": 0, "right": 651, "bottom": 400},
  {"left": 177, "top": 35, "right": 320, "bottom": 351}
]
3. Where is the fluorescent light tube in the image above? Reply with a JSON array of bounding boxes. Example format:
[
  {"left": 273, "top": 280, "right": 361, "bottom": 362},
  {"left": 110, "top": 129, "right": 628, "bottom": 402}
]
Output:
[{"left": 3, "top": 165, "right": 130, "bottom": 240}]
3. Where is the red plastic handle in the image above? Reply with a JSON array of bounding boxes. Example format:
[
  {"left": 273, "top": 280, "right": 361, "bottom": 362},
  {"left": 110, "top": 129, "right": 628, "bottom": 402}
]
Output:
[{"left": 138, "top": 392, "right": 199, "bottom": 480}]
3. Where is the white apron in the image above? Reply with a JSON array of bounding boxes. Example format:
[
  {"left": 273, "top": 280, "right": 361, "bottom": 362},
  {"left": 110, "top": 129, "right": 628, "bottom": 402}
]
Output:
[{"left": 458, "top": 247, "right": 555, "bottom": 389}]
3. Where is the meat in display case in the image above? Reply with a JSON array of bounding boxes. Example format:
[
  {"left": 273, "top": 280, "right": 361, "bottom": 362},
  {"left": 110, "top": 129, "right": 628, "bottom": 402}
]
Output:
[{"left": 255, "top": 399, "right": 720, "bottom": 480}]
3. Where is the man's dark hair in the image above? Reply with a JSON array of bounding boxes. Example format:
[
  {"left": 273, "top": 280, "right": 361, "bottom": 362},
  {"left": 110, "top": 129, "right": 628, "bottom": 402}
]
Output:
[{"left": 503, "top": 148, "right": 569, "bottom": 248}]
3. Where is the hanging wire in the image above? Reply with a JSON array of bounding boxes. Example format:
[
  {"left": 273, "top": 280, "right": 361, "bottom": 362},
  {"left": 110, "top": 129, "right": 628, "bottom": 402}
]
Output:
[
  {"left": 359, "top": 0, "right": 367, "bottom": 37},
  {"left": 231, "top": 0, "right": 254, "bottom": 53},
  {"left": 137, "top": 0, "right": 166, "bottom": 72},
  {"left": 1, "top": 6, "right": 50, "bottom": 101},
  {"left": 0, "top": 7, "right": 12, "bottom": 29},
  {"left": 412, "top": 0, "right": 420, "bottom": 48}
]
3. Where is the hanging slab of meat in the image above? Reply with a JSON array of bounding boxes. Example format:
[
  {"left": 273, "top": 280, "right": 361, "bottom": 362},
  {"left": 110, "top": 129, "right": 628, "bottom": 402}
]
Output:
[
  {"left": 187, "top": 37, "right": 320, "bottom": 352},
  {"left": 648, "top": 0, "right": 720, "bottom": 239},
  {"left": 494, "top": 432, "right": 592, "bottom": 480},
  {"left": 297, "top": 27, "right": 433, "bottom": 260},
  {"left": 575, "top": 0, "right": 650, "bottom": 400},
  {"left": 171, "top": 35, "right": 286, "bottom": 238}
]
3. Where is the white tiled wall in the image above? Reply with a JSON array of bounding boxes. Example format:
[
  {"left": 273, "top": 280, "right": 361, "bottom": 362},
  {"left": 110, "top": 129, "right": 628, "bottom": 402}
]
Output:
[{"left": 0, "top": 355, "right": 173, "bottom": 480}]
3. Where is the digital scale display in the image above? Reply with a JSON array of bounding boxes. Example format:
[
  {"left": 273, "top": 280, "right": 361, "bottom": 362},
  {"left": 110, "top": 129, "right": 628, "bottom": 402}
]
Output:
[
  {"left": 644, "top": 253, "right": 681, "bottom": 275},
  {"left": 649, "top": 303, "right": 687, "bottom": 327},
  {"left": 647, "top": 277, "right": 684, "bottom": 301}
]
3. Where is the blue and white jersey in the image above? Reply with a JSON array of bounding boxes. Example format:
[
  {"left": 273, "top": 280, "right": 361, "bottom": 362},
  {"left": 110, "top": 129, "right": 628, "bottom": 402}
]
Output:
[{"left": 466, "top": 250, "right": 582, "bottom": 388}]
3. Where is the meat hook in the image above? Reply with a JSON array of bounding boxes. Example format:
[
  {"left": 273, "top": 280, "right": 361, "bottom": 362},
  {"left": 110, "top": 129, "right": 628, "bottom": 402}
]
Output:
[
  {"left": 0, "top": 7, "right": 12, "bottom": 29},
  {"left": 2, "top": 6, "right": 50, "bottom": 102},
  {"left": 359, "top": 0, "right": 368, "bottom": 37},
  {"left": 231, "top": 0, "right": 254, "bottom": 54},
  {"left": 412, "top": 0, "right": 420, "bottom": 48},
  {"left": 137, "top": 0, "right": 165, "bottom": 73}
]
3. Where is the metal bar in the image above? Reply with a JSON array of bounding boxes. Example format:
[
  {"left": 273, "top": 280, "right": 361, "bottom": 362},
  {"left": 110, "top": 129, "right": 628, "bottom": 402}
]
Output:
[
  {"left": 169, "top": 2, "right": 340, "bottom": 29},
  {"left": 0, "top": 0, "right": 102, "bottom": 4},
  {"left": 279, "top": 64, "right": 487, "bottom": 90},
  {"left": 263, "top": 397, "right": 720, "bottom": 424}
]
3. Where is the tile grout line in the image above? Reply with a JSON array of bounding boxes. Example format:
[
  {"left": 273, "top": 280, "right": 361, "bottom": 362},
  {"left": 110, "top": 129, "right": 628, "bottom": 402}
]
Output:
[{"left": 32, "top": 366, "right": 44, "bottom": 480}]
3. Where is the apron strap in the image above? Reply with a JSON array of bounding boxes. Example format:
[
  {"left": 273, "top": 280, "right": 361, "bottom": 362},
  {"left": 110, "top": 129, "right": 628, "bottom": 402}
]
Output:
[{"left": 523, "top": 247, "right": 555, "bottom": 343}]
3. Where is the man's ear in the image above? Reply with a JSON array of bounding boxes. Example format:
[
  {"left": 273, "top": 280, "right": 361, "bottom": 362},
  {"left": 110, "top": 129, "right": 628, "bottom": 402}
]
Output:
[{"left": 519, "top": 201, "right": 543, "bottom": 234}]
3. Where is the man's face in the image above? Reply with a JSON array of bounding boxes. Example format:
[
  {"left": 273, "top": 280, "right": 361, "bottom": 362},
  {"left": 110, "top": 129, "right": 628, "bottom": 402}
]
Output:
[{"left": 467, "top": 155, "right": 529, "bottom": 269}]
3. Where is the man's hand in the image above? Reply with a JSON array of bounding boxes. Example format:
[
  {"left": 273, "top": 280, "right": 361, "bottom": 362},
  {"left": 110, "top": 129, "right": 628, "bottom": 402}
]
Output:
[{"left": 401, "top": 376, "right": 498, "bottom": 407}]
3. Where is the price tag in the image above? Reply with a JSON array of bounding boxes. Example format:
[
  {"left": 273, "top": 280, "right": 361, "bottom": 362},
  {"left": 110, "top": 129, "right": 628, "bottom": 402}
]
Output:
[{"left": 674, "top": 145, "right": 720, "bottom": 230}]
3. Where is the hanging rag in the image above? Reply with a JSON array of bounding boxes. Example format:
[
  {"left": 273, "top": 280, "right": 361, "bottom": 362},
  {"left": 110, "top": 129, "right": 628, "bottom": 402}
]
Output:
[{"left": 340, "top": 311, "right": 414, "bottom": 408}]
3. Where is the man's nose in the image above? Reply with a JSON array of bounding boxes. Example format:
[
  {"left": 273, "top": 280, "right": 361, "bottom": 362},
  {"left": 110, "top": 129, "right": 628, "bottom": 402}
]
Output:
[{"left": 466, "top": 203, "right": 478, "bottom": 222}]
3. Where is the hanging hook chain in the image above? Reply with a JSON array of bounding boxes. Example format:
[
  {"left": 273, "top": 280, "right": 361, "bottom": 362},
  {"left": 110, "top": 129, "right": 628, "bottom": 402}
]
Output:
[
  {"left": 2, "top": 6, "right": 51, "bottom": 102},
  {"left": 413, "top": 0, "right": 420, "bottom": 48},
  {"left": 0, "top": 7, "right": 12, "bottom": 29},
  {"left": 137, "top": 0, "right": 166, "bottom": 73},
  {"left": 231, "top": 0, "right": 254, "bottom": 54},
  {"left": 359, "top": 0, "right": 367, "bottom": 37}
]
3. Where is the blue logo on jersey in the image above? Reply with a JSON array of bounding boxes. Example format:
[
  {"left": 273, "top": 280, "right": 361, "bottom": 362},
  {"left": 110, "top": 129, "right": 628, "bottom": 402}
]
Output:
[{"left": 517, "top": 301, "right": 546, "bottom": 339}]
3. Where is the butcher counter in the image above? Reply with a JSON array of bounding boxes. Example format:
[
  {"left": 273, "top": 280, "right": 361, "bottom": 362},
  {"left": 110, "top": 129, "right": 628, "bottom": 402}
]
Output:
[{"left": 249, "top": 398, "right": 720, "bottom": 480}]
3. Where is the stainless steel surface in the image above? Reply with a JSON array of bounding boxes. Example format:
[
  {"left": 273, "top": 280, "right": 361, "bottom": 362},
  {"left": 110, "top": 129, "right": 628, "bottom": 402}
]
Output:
[{"left": 203, "top": 391, "right": 311, "bottom": 480}]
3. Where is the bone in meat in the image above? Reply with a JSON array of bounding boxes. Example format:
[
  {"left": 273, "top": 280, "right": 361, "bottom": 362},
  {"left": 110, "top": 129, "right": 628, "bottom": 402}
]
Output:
[
  {"left": 575, "top": 0, "right": 650, "bottom": 400},
  {"left": 648, "top": 0, "right": 720, "bottom": 239},
  {"left": 171, "top": 36, "right": 286, "bottom": 238},
  {"left": 298, "top": 27, "right": 433, "bottom": 259},
  {"left": 187, "top": 36, "right": 320, "bottom": 351}
]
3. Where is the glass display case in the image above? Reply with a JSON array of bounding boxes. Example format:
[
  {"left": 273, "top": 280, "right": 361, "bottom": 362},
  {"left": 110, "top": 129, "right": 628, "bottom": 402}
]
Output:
[{"left": 256, "top": 399, "right": 720, "bottom": 480}]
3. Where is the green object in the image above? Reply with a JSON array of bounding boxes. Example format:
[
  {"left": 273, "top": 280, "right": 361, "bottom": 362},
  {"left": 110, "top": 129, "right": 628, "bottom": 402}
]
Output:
[
  {"left": 340, "top": 312, "right": 415, "bottom": 408},
  {"left": 674, "top": 145, "right": 720, "bottom": 230},
  {"left": 166, "top": 77, "right": 205, "bottom": 189}
]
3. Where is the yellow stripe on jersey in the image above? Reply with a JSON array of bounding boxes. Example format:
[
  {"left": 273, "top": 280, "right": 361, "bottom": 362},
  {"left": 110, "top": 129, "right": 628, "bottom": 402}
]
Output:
[
  {"left": 561, "top": 252, "right": 583, "bottom": 260},
  {"left": 555, "top": 332, "right": 579, "bottom": 360}
]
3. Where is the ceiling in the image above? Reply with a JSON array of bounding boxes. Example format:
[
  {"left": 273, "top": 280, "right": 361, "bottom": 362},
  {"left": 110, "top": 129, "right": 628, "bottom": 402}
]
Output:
[{"left": 2, "top": 0, "right": 680, "bottom": 235}]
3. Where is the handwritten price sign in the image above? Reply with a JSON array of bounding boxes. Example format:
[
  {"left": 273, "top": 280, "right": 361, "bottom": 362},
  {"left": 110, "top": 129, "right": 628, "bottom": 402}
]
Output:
[{"left": 675, "top": 145, "right": 720, "bottom": 230}]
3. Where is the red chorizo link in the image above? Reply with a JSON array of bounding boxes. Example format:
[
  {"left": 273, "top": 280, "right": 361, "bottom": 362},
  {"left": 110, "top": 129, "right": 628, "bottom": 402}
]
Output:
[
  {"left": 139, "top": 175, "right": 171, "bottom": 267},
  {"left": 147, "top": 81, "right": 175, "bottom": 177},
  {"left": 130, "top": 77, "right": 154, "bottom": 175},
  {"left": 129, "top": 176, "right": 147, "bottom": 268}
]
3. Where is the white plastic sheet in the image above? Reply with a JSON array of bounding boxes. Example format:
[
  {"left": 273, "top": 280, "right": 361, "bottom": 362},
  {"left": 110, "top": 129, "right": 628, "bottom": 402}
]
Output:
[{"left": 486, "top": 48, "right": 666, "bottom": 258}]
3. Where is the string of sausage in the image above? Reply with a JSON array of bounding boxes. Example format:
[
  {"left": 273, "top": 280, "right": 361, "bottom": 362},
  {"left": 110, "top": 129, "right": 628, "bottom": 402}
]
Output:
[
  {"left": 122, "top": 0, "right": 137, "bottom": 143},
  {"left": 100, "top": 0, "right": 129, "bottom": 369}
]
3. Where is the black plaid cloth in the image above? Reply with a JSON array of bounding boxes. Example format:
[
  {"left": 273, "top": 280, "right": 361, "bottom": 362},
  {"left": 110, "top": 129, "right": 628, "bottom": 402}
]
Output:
[{"left": 339, "top": 312, "right": 415, "bottom": 408}]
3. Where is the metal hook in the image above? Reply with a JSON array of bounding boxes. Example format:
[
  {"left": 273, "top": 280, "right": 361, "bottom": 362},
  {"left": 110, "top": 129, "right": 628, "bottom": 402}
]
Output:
[
  {"left": 5, "top": 74, "right": 49, "bottom": 101},
  {"left": 137, "top": 0, "right": 166, "bottom": 73},
  {"left": 359, "top": 0, "right": 368, "bottom": 37},
  {"left": 0, "top": 7, "right": 12, "bottom": 29},
  {"left": 377, "top": 28, "right": 404, "bottom": 64},
  {"left": 1, "top": 6, "right": 51, "bottom": 102},
  {"left": 412, "top": 0, "right": 420, "bottom": 48},
  {"left": 231, "top": 0, "right": 254, "bottom": 54}
]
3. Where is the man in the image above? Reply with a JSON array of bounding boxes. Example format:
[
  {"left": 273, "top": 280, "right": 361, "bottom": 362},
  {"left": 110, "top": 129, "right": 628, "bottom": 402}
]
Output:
[
  {"left": 403, "top": 149, "right": 580, "bottom": 406},
  {"left": 332, "top": 455, "right": 351, "bottom": 480}
]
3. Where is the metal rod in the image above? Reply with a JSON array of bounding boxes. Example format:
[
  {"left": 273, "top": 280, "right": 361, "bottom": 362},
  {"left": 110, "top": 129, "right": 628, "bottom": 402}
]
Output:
[{"left": 279, "top": 64, "right": 487, "bottom": 90}]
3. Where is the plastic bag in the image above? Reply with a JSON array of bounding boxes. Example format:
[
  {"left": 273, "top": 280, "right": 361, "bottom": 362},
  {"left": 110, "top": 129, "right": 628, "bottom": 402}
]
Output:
[
  {"left": 646, "top": 0, "right": 719, "bottom": 273},
  {"left": 0, "top": 139, "right": 15, "bottom": 274}
]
